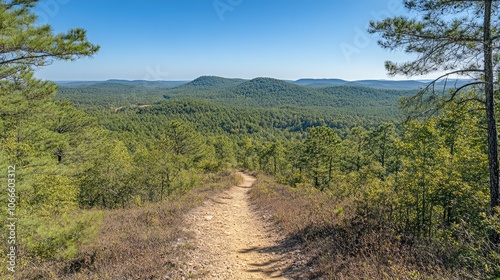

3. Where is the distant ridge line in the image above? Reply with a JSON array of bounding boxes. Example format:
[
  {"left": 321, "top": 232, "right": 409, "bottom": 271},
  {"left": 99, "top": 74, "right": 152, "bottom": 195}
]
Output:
[{"left": 55, "top": 76, "right": 473, "bottom": 91}]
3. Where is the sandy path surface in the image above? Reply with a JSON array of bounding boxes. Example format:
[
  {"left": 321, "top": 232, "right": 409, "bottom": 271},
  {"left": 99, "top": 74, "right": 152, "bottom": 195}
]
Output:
[{"left": 182, "top": 173, "right": 288, "bottom": 279}]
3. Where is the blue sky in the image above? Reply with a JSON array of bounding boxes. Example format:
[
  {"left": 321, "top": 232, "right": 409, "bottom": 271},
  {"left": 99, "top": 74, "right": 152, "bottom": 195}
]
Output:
[{"left": 34, "top": 0, "right": 414, "bottom": 81}]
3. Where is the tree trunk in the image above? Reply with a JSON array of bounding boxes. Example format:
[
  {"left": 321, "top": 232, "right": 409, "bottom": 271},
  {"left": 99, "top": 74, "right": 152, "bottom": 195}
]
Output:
[
  {"left": 57, "top": 147, "right": 63, "bottom": 163},
  {"left": 160, "top": 175, "right": 165, "bottom": 201},
  {"left": 273, "top": 156, "right": 277, "bottom": 175},
  {"left": 484, "top": 0, "right": 500, "bottom": 244},
  {"left": 328, "top": 156, "right": 333, "bottom": 185}
]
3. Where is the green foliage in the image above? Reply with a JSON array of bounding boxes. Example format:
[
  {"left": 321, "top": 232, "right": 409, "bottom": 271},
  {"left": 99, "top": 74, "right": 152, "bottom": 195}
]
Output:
[
  {"left": 0, "top": 0, "right": 101, "bottom": 273},
  {"left": 0, "top": 0, "right": 99, "bottom": 78},
  {"left": 367, "top": 122, "right": 399, "bottom": 175},
  {"left": 118, "top": 120, "right": 214, "bottom": 204},
  {"left": 1, "top": 1, "right": 498, "bottom": 277},
  {"left": 171, "top": 75, "right": 245, "bottom": 91},
  {"left": 246, "top": 92, "right": 498, "bottom": 277},
  {"left": 370, "top": 0, "right": 500, "bottom": 245},
  {"left": 29, "top": 175, "right": 78, "bottom": 216},
  {"left": 206, "top": 135, "right": 237, "bottom": 171},
  {"left": 56, "top": 82, "right": 168, "bottom": 108},
  {"left": 368, "top": 0, "right": 499, "bottom": 77},
  {"left": 79, "top": 140, "right": 133, "bottom": 208},
  {"left": 341, "top": 126, "right": 370, "bottom": 173},
  {"left": 56, "top": 77, "right": 416, "bottom": 133},
  {"left": 302, "top": 126, "right": 341, "bottom": 190},
  {"left": 21, "top": 211, "right": 102, "bottom": 261}
]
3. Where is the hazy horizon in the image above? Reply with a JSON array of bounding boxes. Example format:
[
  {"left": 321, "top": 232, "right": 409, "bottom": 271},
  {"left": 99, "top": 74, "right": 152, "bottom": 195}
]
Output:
[{"left": 51, "top": 76, "right": 460, "bottom": 83}]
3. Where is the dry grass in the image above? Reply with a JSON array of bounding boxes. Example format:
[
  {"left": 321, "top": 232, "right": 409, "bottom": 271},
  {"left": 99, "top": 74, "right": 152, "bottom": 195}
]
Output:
[
  {"left": 13, "top": 171, "right": 239, "bottom": 280},
  {"left": 248, "top": 173, "right": 475, "bottom": 280}
]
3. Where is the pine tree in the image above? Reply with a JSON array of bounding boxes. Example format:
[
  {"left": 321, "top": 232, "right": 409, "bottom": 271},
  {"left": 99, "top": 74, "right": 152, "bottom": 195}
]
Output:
[
  {"left": 0, "top": 0, "right": 100, "bottom": 265},
  {"left": 369, "top": 0, "right": 500, "bottom": 243},
  {"left": 302, "top": 126, "right": 341, "bottom": 190}
]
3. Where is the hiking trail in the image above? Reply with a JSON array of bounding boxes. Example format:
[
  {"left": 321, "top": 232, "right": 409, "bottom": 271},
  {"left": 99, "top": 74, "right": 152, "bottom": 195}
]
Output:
[{"left": 181, "top": 172, "right": 288, "bottom": 279}]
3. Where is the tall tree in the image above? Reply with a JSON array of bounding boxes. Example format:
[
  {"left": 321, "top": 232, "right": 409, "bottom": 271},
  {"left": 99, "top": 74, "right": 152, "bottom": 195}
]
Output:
[
  {"left": 302, "top": 126, "right": 341, "bottom": 190},
  {"left": 367, "top": 122, "right": 399, "bottom": 176},
  {"left": 369, "top": 0, "right": 500, "bottom": 243},
  {"left": 342, "top": 126, "right": 370, "bottom": 173},
  {"left": 0, "top": 0, "right": 100, "bottom": 265},
  {"left": 0, "top": 0, "right": 99, "bottom": 151}
]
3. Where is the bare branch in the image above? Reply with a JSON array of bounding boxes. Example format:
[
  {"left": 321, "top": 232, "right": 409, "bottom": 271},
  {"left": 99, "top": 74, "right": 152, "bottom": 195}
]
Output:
[
  {"left": 423, "top": 69, "right": 484, "bottom": 92},
  {"left": 446, "top": 81, "right": 485, "bottom": 102}
]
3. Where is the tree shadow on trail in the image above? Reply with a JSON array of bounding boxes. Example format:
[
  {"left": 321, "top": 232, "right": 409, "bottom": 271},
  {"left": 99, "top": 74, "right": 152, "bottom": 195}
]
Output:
[
  {"left": 236, "top": 222, "right": 399, "bottom": 279},
  {"left": 236, "top": 225, "right": 340, "bottom": 279}
]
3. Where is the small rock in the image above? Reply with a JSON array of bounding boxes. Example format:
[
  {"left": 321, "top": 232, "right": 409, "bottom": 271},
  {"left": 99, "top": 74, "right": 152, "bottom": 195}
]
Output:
[{"left": 204, "top": 215, "right": 213, "bottom": 221}]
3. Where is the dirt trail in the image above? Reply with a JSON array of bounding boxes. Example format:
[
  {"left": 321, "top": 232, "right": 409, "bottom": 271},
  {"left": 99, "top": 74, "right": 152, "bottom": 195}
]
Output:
[{"left": 182, "top": 172, "right": 288, "bottom": 279}]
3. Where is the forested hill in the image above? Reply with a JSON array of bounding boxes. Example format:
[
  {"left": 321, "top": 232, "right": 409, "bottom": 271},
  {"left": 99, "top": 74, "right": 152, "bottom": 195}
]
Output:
[
  {"left": 172, "top": 75, "right": 246, "bottom": 91},
  {"left": 292, "top": 78, "right": 472, "bottom": 89},
  {"left": 232, "top": 77, "right": 311, "bottom": 96},
  {"left": 194, "top": 77, "right": 415, "bottom": 108},
  {"left": 56, "top": 76, "right": 416, "bottom": 133},
  {"left": 56, "top": 75, "right": 419, "bottom": 110},
  {"left": 156, "top": 75, "right": 415, "bottom": 109}
]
